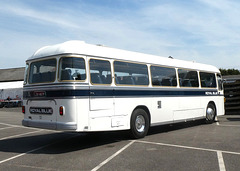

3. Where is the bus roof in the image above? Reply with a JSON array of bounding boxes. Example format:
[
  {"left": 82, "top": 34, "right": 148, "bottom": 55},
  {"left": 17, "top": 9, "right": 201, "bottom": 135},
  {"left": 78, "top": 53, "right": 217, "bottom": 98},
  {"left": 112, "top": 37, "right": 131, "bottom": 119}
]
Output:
[{"left": 27, "top": 40, "right": 220, "bottom": 73}]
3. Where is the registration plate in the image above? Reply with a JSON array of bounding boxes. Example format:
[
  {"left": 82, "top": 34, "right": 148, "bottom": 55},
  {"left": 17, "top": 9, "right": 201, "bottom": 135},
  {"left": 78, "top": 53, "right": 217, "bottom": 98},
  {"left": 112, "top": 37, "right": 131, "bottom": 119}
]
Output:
[
  {"left": 33, "top": 91, "right": 46, "bottom": 97},
  {"left": 29, "top": 107, "right": 53, "bottom": 114}
]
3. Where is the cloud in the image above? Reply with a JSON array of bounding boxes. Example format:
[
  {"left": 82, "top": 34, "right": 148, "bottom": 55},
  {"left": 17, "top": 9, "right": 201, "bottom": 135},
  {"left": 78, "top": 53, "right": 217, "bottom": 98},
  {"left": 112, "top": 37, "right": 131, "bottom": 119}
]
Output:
[
  {"left": 0, "top": 0, "right": 240, "bottom": 69},
  {"left": 0, "top": 3, "right": 80, "bottom": 29},
  {"left": 139, "top": 0, "right": 240, "bottom": 47}
]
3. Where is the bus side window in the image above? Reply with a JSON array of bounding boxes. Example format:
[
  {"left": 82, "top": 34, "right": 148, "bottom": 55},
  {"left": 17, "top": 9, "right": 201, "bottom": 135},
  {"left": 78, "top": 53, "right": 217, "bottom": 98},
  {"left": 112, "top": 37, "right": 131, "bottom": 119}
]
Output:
[
  {"left": 89, "top": 59, "right": 112, "bottom": 85},
  {"left": 178, "top": 69, "right": 199, "bottom": 88},
  {"left": 59, "top": 57, "right": 86, "bottom": 81},
  {"left": 200, "top": 72, "right": 217, "bottom": 88},
  {"left": 150, "top": 66, "right": 177, "bottom": 87},
  {"left": 114, "top": 61, "right": 149, "bottom": 86}
]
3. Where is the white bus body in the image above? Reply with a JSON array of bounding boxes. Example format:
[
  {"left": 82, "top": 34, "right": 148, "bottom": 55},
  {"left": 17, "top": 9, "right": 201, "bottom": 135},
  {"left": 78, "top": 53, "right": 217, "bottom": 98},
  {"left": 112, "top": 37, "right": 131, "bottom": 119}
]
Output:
[{"left": 22, "top": 41, "right": 224, "bottom": 138}]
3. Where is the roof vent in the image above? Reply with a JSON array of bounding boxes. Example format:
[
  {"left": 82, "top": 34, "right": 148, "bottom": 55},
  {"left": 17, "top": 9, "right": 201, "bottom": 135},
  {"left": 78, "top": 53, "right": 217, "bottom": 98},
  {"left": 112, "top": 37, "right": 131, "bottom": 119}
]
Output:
[{"left": 96, "top": 44, "right": 106, "bottom": 47}]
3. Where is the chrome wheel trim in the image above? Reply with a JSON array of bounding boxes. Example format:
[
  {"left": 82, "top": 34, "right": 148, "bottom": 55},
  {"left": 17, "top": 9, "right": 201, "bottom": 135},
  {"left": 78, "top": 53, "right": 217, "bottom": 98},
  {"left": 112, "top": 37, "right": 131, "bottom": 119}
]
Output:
[
  {"left": 135, "top": 115, "right": 145, "bottom": 133},
  {"left": 206, "top": 107, "right": 215, "bottom": 121}
]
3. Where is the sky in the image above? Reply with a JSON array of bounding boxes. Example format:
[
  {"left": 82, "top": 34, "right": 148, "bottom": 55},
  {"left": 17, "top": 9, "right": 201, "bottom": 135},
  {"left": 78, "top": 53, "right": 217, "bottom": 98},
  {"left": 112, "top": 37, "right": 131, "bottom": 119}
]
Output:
[{"left": 0, "top": 0, "right": 240, "bottom": 69}]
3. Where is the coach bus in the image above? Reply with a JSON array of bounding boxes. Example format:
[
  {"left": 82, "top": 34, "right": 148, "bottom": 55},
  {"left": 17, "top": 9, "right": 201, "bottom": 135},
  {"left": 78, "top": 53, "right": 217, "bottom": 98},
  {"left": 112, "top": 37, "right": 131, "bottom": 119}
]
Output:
[{"left": 22, "top": 40, "right": 224, "bottom": 138}]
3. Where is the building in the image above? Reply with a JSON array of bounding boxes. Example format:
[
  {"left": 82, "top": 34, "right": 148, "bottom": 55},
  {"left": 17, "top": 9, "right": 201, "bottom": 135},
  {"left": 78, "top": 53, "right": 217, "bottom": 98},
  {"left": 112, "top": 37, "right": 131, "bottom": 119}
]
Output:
[{"left": 0, "top": 67, "right": 25, "bottom": 100}]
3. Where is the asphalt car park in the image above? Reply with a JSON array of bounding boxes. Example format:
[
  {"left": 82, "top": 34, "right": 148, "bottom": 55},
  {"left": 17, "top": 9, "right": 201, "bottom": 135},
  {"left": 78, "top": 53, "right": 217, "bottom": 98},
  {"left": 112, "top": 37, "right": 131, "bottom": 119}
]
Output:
[{"left": 0, "top": 108, "right": 240, "bottom": 171}]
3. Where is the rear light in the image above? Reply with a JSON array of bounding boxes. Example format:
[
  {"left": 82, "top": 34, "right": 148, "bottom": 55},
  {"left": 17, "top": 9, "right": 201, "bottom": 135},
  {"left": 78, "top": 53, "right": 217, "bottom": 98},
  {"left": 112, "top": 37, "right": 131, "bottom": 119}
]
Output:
[
  {"left": 59, "top": 106, "right": 65, "bottom": 116},
  {"left": 22, "top": 106, "right": 25, "bottom": 114}
]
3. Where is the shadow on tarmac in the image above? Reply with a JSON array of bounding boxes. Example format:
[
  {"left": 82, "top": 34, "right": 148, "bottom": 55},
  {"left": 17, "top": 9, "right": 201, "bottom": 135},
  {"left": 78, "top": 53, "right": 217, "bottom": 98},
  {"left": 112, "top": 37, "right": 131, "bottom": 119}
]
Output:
[
  {"left": 226, "top": 117, "right": 240, "bottom": 121},
  {"left": 0, "top": 120, "right": 207, "bottom": 155},
  {"left": 148, "top": 119, "right": 206, "bottom": 135}
]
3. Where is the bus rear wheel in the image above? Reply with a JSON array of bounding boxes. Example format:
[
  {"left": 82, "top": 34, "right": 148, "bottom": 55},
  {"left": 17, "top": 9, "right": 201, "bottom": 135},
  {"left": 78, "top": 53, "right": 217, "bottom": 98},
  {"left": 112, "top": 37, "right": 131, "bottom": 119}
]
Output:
[
  {"left": 130, "top": 108, "right": 149, "bottom": 139},
  {"left": 206, "top": 103, "right": 216, "bottom": 124}
]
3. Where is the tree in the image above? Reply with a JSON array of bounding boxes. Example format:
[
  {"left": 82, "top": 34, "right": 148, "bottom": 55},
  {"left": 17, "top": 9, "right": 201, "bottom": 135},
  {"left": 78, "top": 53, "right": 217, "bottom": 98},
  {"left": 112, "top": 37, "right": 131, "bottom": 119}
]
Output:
[{"left": 219, "top": 68, "right": 240, "bottom": 76}]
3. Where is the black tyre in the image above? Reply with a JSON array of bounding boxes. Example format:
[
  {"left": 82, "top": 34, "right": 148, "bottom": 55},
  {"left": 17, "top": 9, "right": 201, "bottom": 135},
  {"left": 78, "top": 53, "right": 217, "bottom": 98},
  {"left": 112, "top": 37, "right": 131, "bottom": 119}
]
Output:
[
  {"left": 206, "top": 103, "right": 216, "bottom": 124},
  {"left": 130, "top": 108, "right": 150, "bottom": 139}
]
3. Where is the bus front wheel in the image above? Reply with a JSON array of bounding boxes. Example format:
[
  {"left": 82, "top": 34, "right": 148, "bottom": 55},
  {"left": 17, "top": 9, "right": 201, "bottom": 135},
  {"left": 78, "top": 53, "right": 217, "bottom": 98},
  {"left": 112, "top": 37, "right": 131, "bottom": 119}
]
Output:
[
  {"left": 130, "top": 108, "right": 149, "bottom": 139},
  {"left": 206, "top": 103, "right": 216, "bottom": 124}
]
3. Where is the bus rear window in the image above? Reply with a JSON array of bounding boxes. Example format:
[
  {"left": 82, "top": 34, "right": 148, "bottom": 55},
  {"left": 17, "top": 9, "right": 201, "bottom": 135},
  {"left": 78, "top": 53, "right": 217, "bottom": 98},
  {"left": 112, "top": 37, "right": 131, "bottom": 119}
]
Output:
[
  {"left": 24, "top": 63, "right": 29, "bottom": 85},
  {"left": 59, "top": 57, "right": 86, "bottom": 81},
  {"left": 29, "top": 59, "right": 56, "bottom": 84}
]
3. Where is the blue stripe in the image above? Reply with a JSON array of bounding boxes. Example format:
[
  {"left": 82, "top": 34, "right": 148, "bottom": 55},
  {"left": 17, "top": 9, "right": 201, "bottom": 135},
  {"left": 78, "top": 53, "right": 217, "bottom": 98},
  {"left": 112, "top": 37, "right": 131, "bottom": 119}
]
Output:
[
  {"left": 23, "top": 89, "right": 219, "bottom": 98},
  {"left": 114, "top": 90, "right": 207, "bottom": 96}
]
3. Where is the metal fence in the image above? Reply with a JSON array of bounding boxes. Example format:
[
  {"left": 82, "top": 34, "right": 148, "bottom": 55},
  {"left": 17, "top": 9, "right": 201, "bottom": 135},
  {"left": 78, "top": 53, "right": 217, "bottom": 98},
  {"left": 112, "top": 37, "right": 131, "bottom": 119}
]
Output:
[{"left": 223, "top": 76, "right": 240, "bottom": 115}]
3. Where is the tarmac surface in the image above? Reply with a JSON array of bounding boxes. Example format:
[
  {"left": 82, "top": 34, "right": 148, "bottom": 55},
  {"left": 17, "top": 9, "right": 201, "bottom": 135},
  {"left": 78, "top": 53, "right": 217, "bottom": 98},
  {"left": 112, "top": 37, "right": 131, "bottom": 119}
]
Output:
[{"left": 0, "top": 107, "right": 240, "bottom": 171}]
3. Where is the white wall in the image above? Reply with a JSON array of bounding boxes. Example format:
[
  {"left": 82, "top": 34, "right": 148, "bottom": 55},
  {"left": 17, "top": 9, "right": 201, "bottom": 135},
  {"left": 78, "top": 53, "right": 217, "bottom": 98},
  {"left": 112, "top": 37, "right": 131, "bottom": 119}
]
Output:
[{"left": 0, "top": 81, "right": 23, "bottom": 99}]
